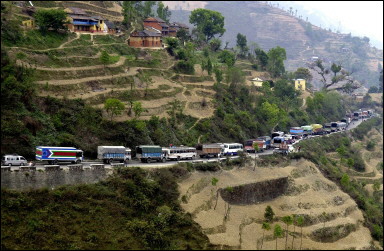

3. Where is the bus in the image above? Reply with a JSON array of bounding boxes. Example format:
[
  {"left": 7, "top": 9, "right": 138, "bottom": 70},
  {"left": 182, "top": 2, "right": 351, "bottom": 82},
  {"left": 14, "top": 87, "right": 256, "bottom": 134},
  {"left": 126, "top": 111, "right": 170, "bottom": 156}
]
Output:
[
  {"left": 135, "top": 145, "right": 166, "bottom": 163},
  {"left": 221, "top": 143, "right": 243, "bottom": 156},
  {"left": 336, "top": 122, "right": 347, "bottom": 131},
  {"left": 330, "top": 122, "right": 338, "bottom": 132},
  {"left": 271, "top": 131, "right": 284, "bottom": 139},
  {"left": 162, "top": 146, "right": 197, "bottom": 160}
]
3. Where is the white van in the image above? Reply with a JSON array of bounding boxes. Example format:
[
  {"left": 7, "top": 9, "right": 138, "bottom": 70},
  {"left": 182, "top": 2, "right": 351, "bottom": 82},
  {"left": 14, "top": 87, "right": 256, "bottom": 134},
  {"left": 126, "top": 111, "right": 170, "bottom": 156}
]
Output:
[{"left": 2, "top": 155, "right": 28, "bottom": 166}]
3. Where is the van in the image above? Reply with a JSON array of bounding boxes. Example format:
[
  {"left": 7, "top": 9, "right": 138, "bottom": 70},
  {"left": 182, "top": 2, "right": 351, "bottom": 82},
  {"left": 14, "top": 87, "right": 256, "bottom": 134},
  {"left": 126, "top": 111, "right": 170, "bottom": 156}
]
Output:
[{"left": 2, "top": 155, "right": 28, "bottom": 166}]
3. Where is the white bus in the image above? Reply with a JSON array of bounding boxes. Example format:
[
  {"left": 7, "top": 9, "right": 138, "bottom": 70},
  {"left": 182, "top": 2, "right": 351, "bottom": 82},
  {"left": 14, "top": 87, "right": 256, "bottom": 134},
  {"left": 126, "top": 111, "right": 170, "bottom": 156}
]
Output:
[
  {"left": 162, "top": 147, "right": 197, "bottom": 160},
  {"left": 221, "top": 143, "right": 243, "bottom": 156}
]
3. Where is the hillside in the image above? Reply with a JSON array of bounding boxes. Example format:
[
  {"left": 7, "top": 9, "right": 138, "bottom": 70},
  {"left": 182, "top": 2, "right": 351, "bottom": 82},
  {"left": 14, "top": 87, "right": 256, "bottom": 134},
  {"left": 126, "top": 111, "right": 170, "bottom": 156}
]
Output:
[{"left": 165, "top": 1, "right": 383, "bottom": 89}]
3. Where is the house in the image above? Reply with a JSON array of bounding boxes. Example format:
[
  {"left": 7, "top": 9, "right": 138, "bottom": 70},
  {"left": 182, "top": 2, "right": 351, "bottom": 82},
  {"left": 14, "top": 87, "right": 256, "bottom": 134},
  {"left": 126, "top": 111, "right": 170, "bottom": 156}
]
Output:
[
  {"left": 22, "top": 19, "right": 35, "bottom": 28},
  {"left": 143, "top": 17, "right": 169, "bottom": 36},
  {"left": 168, "top": 22, "right": 189, "bottom": 37},
  {"left": 294, "top": 79, "right": 306, "bottom": 91},
  {"left": 129, "top": 30, "right": 162, "bottom": 48},
  {"left": 250, "top": 77, "right": 264, "bottom": 87},
  {"left": 104, "top": 20, "right": 116, "bottom": 34},
  {"left": 65, "top": 7, "right": 107, "bottom": 33}
]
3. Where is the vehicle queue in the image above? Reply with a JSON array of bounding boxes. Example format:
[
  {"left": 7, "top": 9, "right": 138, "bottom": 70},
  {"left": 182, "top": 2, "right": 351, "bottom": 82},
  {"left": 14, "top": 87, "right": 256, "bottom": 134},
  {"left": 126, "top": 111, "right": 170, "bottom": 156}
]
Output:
[{"left": 1, "top": 109, "right": 375, "bottom": 166}]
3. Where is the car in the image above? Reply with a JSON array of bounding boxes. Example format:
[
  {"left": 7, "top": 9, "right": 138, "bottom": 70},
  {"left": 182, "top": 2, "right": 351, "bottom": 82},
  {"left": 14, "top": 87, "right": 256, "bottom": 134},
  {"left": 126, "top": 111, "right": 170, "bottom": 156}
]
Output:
[{"left": 2, "top": 154, "right": 28, "bottom": 166}]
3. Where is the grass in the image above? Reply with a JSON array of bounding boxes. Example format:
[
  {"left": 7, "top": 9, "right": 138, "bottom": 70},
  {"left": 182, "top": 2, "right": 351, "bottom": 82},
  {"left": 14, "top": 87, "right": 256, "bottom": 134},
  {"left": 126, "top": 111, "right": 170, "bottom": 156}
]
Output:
[
  {"left": 63, "top": 34, "right": 93, "bottom": 47},
  {"left": 93, "top": 34, "right": 124, "bottom": 44},
  {"left": 12, "top": 30, "right": 75, "bottom": 50}
]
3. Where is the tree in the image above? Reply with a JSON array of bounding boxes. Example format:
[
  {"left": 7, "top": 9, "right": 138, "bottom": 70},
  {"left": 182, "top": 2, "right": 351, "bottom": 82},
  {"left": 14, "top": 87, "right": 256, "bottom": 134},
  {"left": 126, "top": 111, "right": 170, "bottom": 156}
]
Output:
[
  {"left": 100, "top": 50, "right": 111, "bottom": 69},
  {"left": 207, "top": 58, "right": 213, "bottom": 76},
  {"left": 260, "top": 222, "right": 271, "bottom": 250},
  {"left": 297, "top": 216, "right": 304, "bottom": 250},
  {"left": 368, "top": 86, "right": 379, "bottom": 93},
  {"left": 346, "top": 158, "right": 354, "bottom": 170},
  {"left": 255, "top": 48, "right": 268, "bottom": 70},
  {"left": 294, "top": 67, "right": 313, "bottom": 82},
  {"left": 218, "top": 50, "right": 236, "bottom": 68},
  {"left": 260, "top": 101, "right": 282, "bottom": 133},
  {"left": 274, "top": 224, "right": 283, "bottom": 250},
  {"left": 157, "top": 1, "right": 171, "bottom": 23},
  {"left": 214, "top": 66, "right": 223, "bottom": 84},
  {"left": 209, "top": 38, "right": 222, "bottom": 52},
  {"left": 336, "top": 146, "right": 347, "bottom": 166},
  {"left": 122, "top": 1, "right": 137, "bottom": 28},
  {"left": 142, "top": 1, "right": 156, "bottom": 18},
  {"left": 189, "top": 8, "right": 226, "bottom": 42},
  {"left": 176, "top": 28, "right": 189, "bottom": 45},
  {"left": 291, "top": 215, "right": 297, "bottom": 250},
  {"left": 132, "top": 101, "right": 146, "bottom": 118},
  {"left": 166, "top": 99, "right": 183, "bottom": 125},
  {"left": 236, "top": 33, "right": 249, "bottom": 58},
  {"left": 340, "top": 173, "right": 350, "bottom": 188},
  {"left": 104, "top": 98, "right": 125, "bottom": 121},
  {"left": 264, "top": 205, "right": 275, "bottom": 222},
  {"left": 267, "top": 46, "right": 286, "bottom": 77},
  {"left": 282, "top": 215, "right": 293, "bottom": 249},
  {"left": 34, "top": 9, "right": 68, "bottom": 33}
]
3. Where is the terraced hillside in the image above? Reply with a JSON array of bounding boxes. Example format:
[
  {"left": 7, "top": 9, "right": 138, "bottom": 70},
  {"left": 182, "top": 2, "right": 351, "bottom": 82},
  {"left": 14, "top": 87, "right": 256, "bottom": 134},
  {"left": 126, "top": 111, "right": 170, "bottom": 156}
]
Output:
[
  {"left": 178, "top": 158, "right": 378, "bottom": 250},
  {"left": 7, "top": 31, "right": 221, "bottom": 120}
]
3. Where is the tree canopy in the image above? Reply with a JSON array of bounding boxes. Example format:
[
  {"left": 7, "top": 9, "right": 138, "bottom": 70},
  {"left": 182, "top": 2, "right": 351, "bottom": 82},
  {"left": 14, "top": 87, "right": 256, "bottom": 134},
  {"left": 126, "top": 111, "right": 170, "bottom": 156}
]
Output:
[
  {"left": 34, "top": 9, "right": 68, "bottom": 33},
  {"left": 189, "top": 8, "right": 225, "bottom": 42},
  {"left": 267, "top": 46, "right": 286, "bottom": 77}
]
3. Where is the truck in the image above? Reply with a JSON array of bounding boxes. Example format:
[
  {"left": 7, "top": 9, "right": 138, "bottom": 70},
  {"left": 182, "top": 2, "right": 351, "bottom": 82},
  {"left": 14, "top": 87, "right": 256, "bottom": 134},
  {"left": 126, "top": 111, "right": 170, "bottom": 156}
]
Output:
[
  {"left": 336, "top": 122, "right": 347, "bottom": 131},
  {"left": 244, "top": 139, "right": 264, "bottom": 153},
  {"left": 301, "top": 125, "right": 313, "bottom": 136},
  {"left": 353, "top": 111, "right": 361, "bottom": 121},
  {"left": 196, "top": 143, "right": 222, "bottom": 158},
  {"left": 271, "top": 131, "right": 284, "bottom": 140},
  {"left": 290, "top": 127, "right": 304, "bottom": 139},
  {"left": 272, "top": 136, "right": 285, "bottom": 148},
  {"left": 135, "top": 145, "right": 166, "bottom": 163},
  {"left": 324, "top": 123, "right": 332, "bottom": 134},
  {"left": 311, "top": 124, "right": 324, "bottom": 135},
  {"left": 273, "top": 142, "right": 295, "bottom": 155},
  {"left": 97, "top": 146, "right": 131, "bottom": 164},
  {"left": 36, "top": 146, "right": 83, "bottom": 165},
  {"left": 256, "top": 136, "right": 272, "bottom": 149}
]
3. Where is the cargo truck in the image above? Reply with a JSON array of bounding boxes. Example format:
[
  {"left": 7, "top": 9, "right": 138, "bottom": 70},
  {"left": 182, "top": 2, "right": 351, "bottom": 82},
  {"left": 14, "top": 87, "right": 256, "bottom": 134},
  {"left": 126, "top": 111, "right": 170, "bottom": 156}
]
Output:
[
  {"left": 311, "top": 124, "right": 324, "bottom": 135},
  {"left": 244, "top": 139, "right": 264, "bottom": 153},
  {"left": 256, "top": 136, "right": 272, "bottom": 149},
  {"left": 36, "top": 146, "right": 83, "bottom": 165},
  {"left": 196, "top": 143, "right": 222, "bottom": 158},
  {"left": 135, "top": 145, "right": 166, "bottom": 163},
  {"left": 97, "top": 146, "right": 131, "bottom": 164},
  {"left": 273, "top": 142, "right": 295, "bottom": 155}
]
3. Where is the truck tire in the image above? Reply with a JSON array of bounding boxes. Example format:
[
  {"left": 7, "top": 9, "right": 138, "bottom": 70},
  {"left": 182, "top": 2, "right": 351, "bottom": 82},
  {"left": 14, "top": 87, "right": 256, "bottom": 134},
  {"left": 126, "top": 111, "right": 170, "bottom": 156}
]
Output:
[
  {"left": 109, "top": 159, "right": 113, "bottom": 164},
  {"left": 76, "top": 159, "right": 81, "bottom": 164},
  {"left": 53, "top": 159, "right": 58, "bottom": 165},
  {"left": 147, "top": 158, "right": 151, "bottom": 163},
  {"left": 177, "top": 156, "right": 181, "bottom": 161},
  {"left": 162, "top": 158, "right": 166, "bottom": 163}
]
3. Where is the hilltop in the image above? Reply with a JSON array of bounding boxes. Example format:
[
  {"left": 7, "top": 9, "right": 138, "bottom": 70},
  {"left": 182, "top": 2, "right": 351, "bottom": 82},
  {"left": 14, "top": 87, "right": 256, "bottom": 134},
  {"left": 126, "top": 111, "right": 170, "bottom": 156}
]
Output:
[{"left": 166, "top": 1, "right": 383, "bottom": 89}]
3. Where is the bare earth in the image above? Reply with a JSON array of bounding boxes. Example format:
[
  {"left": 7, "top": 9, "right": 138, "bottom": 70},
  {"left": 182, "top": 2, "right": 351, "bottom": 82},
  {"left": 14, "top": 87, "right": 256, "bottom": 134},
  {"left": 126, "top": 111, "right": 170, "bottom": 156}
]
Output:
[{"left": 178, "top": 158, "right": 375, "bottom": 250}]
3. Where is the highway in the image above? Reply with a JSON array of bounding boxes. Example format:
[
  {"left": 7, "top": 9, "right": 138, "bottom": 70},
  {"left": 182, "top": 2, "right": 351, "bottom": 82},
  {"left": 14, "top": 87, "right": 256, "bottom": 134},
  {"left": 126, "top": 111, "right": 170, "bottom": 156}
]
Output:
[{"left": 1, "top": 116, "right": 371, "bottom": 171}]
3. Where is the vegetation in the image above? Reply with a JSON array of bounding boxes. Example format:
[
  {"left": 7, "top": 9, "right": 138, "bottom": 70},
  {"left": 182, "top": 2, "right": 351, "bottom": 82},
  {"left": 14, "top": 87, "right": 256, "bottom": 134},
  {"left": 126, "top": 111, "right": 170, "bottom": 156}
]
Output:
[
  {"left": 189, "top": 8, "right": 226, "bottom": 42},
  {"left": 34, "top": 9, "right": 68, "bottom": 34},
  {"left": 1, "top": 167, "right": 211, "bottom": 250}
]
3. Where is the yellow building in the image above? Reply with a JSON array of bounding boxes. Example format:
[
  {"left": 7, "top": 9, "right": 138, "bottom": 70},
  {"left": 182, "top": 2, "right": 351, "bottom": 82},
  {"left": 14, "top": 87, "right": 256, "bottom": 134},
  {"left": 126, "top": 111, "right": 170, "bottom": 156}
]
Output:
[
  {"left": 251, "top": 77, "right": 263, "bottom": 87},
  {"left": 22, "top": 19, "right": 35, "bottom": 28},
  {"left": 295, "top": 79, "right": 306, "bottom": 91},
  {"left": 65, "top": 7, "right": 107, "bottom": 33}
]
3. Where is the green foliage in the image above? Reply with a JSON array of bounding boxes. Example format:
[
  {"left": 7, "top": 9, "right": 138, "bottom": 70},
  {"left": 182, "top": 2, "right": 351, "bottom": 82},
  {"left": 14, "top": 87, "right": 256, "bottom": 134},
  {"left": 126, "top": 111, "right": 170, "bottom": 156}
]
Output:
[
  {"left": 209, "top": 38, "right": 222, "bottom": 52},
  {"left": 211, "top": 177, "right": 219, "bottom": 186},
  {"left": 157, "top": 1, "right": 171, "bottom": 23},
  {"left": 34, "top": 9, "right": 68, "bottom": 33},
  {"left": 264, "top": 205, "right": 275, "bottom": 222},
  {"left": 294, "top": 67, "right": 312, "bottom": 82},
  {"left": 189, "top": 8, "right": 226, "bottom": 42},
  {"left": 132, "top": 101, "right": 146, "bottom": 118},
  {"left": 366, "top": 140, "right": 376, "bottom": 151},
  {"left": 218, "top": 50, "right": 236, "bottom": 67},
  {"left": 104, "top": 98, "right": 125, "bottom": 121},
  {"left": 255, "top": 48, "right": 268, "bottom": 70},
  {"left": 236, "top": 33, "right": 248, "bottom": 58},
  {"left": 99, "top": 50, "right": 111, "bottom": 67},
  {"left": 1, "top": 167, "right": 210, "bottom": 250},
  {"left": 267, "top": 46, "right": 286, "bottom": 77},
  {"left": 174, "top": 60, "right": 195, "bottom": 75}
]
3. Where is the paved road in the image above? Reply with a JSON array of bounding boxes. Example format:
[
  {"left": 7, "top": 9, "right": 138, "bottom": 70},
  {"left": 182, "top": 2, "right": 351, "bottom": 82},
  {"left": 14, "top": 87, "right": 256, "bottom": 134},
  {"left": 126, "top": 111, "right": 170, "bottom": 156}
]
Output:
[{"left": 1, "top": 116, "right": 373, "bottom": 170}]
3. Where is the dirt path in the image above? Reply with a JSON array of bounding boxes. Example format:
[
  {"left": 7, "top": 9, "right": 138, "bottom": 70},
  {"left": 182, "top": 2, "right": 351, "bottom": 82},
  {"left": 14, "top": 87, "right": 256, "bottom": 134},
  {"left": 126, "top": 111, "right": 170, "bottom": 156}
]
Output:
[
  {"left": 59, "top": 32, "right": 80, "bottom": 48},
  {"left": 17, "top": 54, "right": 124, "bottom": 71},
  {"left": 35, "top": 67, "right": 155, "bottom": 85}
]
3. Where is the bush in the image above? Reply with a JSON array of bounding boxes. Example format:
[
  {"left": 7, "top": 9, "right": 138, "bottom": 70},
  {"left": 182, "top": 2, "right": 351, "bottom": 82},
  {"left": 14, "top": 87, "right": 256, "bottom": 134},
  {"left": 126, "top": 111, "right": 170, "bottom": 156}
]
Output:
[
  {"left": 192, "top": 162, "right": 221, "bottom": 171},
  {"left": 366, "top": 140, "right": 376, "bottom": 151},
  {"left": 174, "top": 60, "right": 195, "bottom": 75}
]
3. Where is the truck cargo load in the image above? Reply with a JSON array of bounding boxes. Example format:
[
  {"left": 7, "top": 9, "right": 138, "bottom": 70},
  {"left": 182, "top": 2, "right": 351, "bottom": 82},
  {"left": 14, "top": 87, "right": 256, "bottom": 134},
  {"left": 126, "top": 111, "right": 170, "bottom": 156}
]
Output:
[
  {"left": 244, "top": 139, "right": 264, "bottom": 153},
  {"left": 135, "top": 145, "right": 165, "bottom": 163},
  {"left": 36, "top": 146, "right": 83, "bottom": 165},
  {"left": 311, "top": 124, "right": 324, "bottom": 135},
  {"left": 196, "top": 143, "right": 222, "bottom": 158},
  {"left": 97, "top": 146, "right": 131, "bottom": 164}
]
